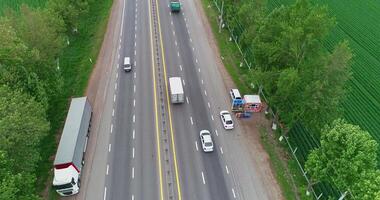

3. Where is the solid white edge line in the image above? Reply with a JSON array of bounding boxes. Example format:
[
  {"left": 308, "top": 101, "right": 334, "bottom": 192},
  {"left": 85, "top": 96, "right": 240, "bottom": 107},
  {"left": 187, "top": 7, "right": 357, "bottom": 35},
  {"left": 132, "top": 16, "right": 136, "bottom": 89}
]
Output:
[
  {"left": 120, "top": 0, "right": 126, "bottom": 36},
  {"left": 201, "top": 171, "right": 206, "bottom": 184},
  {"left": 195, "top": 141, "right": 198, "bottom": 151}
]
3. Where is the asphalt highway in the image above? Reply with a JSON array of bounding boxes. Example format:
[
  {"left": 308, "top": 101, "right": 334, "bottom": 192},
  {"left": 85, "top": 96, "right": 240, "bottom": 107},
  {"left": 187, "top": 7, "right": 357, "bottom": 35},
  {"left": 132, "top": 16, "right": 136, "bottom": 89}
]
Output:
[{"left": 78, "top": 0, "right": 278, "bottom": 199}]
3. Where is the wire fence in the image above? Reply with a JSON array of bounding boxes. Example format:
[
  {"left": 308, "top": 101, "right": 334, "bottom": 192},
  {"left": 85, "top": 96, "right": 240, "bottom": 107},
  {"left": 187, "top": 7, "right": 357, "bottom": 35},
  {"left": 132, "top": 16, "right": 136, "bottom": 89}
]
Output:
[{"left": 210, "top": 0, "right": 353, "bottom": 199}]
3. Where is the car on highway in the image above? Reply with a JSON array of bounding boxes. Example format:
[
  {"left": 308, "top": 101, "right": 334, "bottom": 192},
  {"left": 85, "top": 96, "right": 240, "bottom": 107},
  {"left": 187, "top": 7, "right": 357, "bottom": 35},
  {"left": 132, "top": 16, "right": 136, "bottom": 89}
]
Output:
[
  {"left": 123, "top": 57, "right": 132, "bottom": 72},
  {"left": 199, "top": 130, "right": 214, "bottom": 152},
  {"left": 220, "top": 110, "right": 234, "bottom": 130},
  {"left": 229, "top": 89, "right": 242, "bottom": 100}
]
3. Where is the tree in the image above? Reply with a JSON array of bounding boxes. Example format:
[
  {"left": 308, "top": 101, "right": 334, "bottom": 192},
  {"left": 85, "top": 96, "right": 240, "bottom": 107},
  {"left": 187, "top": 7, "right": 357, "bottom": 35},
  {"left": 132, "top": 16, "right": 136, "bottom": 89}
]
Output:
[
  {"left": 0, "top": 85, "right": 49, "bottom": 173},
  {"left": 0, "top": 64, "right": 48, "bottom": 109},
  {"left": 299, "top": 41, "right": 352, "bottom": 131},
  {"left": 0, "top": 18, "right": 32, "bottom": 67},
  {"left": 46, "top": 0, "right": 90, "bottom": 32},
  {"left": 8, "top": 5, "right": 66, "bottom": 62},
  {"left": 253, "top": 0, "right": 335, "bottom": 70},
  {"left": 305, "top": 119, "right": 380, "bottom": 199},
  {"left": 0, "top": 151, "right": 40, "bottom": 200}
]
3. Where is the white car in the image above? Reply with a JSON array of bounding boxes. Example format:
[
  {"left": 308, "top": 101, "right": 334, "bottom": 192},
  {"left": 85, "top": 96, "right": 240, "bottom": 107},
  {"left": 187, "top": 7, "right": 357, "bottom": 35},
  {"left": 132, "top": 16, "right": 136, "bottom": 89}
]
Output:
[
  {"left": 199, "top": 130, "right": 214, "bottom": 152},
  {"left": 220, "top": 110, "right": 234, "bottom": 130}
]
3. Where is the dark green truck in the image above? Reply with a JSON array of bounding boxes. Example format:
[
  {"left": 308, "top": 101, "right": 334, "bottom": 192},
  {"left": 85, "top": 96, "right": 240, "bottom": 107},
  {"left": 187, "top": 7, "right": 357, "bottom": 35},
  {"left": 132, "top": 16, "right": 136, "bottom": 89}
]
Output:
[{"left": 170, "top": 0, "right": 181, "bottom": 12}]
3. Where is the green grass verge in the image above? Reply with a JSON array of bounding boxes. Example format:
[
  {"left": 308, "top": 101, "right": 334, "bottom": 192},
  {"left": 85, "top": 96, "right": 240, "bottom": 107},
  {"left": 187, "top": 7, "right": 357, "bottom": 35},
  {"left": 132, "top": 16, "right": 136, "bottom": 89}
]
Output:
[
  {"left": 259, "top": 128, "right": 312, "bottom": 200},
  {"left": 200, "top": 0, "right": 309, "bottom": 199},
  {"left": 200, "top": 0, "right": 252, "bottom": 95},
  {"left": 0, "top": 0, "right": 47, "bottom": 14},
  {"left": 36, "top": 0, "right": 113, "bottom": 199}
]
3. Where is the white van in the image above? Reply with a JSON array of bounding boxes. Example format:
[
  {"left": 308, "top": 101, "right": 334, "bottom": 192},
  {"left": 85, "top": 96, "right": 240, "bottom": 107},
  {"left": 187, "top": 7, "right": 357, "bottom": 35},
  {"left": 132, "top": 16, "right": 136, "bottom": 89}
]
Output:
[
  {"left": 123, "top": 57, "right": 132, "bottom": 72},
  {"left": 229, "top": 89, "right": 242, "bottom": 100}
]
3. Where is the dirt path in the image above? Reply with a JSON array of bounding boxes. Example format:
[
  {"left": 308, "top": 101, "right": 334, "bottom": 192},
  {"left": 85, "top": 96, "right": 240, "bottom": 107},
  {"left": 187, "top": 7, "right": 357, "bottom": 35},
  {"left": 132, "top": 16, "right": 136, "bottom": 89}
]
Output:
[{"left": 194, "top": 0, "right": 285, "bottom": 199}]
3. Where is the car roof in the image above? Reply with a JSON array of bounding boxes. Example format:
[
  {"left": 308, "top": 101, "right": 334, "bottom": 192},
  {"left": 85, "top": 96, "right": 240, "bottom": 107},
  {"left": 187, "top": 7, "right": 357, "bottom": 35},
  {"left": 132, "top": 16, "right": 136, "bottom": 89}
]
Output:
[
  {"left": 203, "top": 135, "right": 212, "bottom": 143},
  {"left": 224, "top": 115, "right": 232, "bottom": 121},
  {"left": 222, "top": 112, "right": 232, "bottom": 121}
]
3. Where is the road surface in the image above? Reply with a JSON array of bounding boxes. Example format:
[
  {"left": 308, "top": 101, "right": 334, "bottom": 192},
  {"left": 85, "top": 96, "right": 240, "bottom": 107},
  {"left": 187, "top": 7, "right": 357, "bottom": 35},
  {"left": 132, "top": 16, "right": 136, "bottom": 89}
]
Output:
[{"left": 67, "top": 0, "right": 284, "bottom": 199}]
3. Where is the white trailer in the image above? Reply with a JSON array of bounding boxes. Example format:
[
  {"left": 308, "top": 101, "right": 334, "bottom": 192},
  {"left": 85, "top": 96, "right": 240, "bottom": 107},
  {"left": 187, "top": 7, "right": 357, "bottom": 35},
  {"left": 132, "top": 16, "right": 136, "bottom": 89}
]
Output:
[
  {"left": 169, "top": 77, "right": 184, "bottom": 103},
  {"left": 53, "top": 97, "right": 92, "bottom": 196}
]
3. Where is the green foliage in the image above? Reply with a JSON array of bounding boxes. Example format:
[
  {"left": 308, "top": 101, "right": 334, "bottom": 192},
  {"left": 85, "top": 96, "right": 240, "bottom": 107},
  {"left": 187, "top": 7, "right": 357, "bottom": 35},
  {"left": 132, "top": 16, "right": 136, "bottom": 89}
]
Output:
[
  {"left": 46, "top": 0, "right": 91, "bottom": 31},
  {"left": 0, "top": 0, "right": 47, "bottom": 15},
  {"left": 251, "top": 0, "right": 352, "bottom": 132},
  {"left": 305, "top": 119, "right": 380, "bottom": 199},
  {"left": 0, "top": 85, "right": 49, "bottom": 173},
  {"left": 0, "top": 151, "right": 41, "bottom": 200},
  {"left": 8, "top": 5, "right": 66, "bottom": 61},
  {"left": 0, "top": 0, "right": 99, "bottom": 198},
  {"left": 253, "top": 0, "right": 334, "bottom": 70}
]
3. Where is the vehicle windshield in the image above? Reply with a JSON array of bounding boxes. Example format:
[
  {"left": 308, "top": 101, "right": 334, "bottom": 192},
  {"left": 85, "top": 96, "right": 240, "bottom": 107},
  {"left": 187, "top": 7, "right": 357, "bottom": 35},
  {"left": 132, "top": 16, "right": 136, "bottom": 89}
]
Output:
[
  {"left": 226, "top": 120, "right": 233, "bottom": 125},
  {"left": 205, "top": 142, "right": 213, "bottom": 147},
  {"left": 202, "top": 133, "right": 210, "bottom": 136},
  {"left": 53, "top": 183, "right": 73, "bottom": 190}
]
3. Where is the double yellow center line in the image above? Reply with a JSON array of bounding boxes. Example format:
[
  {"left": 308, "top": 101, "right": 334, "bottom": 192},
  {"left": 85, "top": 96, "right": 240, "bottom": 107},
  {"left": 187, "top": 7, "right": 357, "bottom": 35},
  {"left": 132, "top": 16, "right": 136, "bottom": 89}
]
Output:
[{"left": 148, "top": 0, "right": 182, "bottom": 199}]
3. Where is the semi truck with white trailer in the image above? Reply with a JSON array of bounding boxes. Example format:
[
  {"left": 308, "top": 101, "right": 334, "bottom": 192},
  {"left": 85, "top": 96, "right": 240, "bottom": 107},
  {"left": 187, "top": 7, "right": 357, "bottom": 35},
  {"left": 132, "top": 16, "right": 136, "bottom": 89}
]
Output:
[
  {"left": 169, "top": 77, "right": 184, "bottom": 103},
  {"left": 53, "top": 97, "right": 92, "bottom": 196}
]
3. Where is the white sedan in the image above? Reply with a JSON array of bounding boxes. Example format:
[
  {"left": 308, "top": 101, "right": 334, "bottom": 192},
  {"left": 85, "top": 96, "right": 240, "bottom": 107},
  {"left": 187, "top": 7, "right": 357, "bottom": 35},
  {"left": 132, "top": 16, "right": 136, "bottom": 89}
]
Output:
[
  {"left": 199, "top": 130, "right": 214, "bottom": 152},
  {"left": 220, "top": 110, "right": 234, "bottom": 130}
]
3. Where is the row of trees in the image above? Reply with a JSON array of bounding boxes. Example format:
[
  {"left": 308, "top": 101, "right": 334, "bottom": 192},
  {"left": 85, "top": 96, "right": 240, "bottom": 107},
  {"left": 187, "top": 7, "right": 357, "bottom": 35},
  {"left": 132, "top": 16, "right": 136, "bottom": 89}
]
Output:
[
  {"left": 219, "top": 0, "right": 379, "bottom": 198},
  {"left": 0, "top": 0, "right": 92, "bottom": 199}
]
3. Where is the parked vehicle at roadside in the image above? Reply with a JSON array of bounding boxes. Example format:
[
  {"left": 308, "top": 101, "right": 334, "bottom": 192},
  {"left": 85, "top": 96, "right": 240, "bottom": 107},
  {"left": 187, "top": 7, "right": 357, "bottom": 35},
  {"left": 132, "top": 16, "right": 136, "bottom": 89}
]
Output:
[{"left": 220, "top": 110, "right": 234, "bottom": 130}]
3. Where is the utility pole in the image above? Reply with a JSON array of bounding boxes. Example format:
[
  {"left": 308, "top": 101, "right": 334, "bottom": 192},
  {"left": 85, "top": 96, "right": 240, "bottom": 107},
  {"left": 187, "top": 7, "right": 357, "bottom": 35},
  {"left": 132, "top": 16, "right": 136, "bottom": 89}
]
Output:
[{"left": 218, "top": 0, "right": 224, "bottom": 33}]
